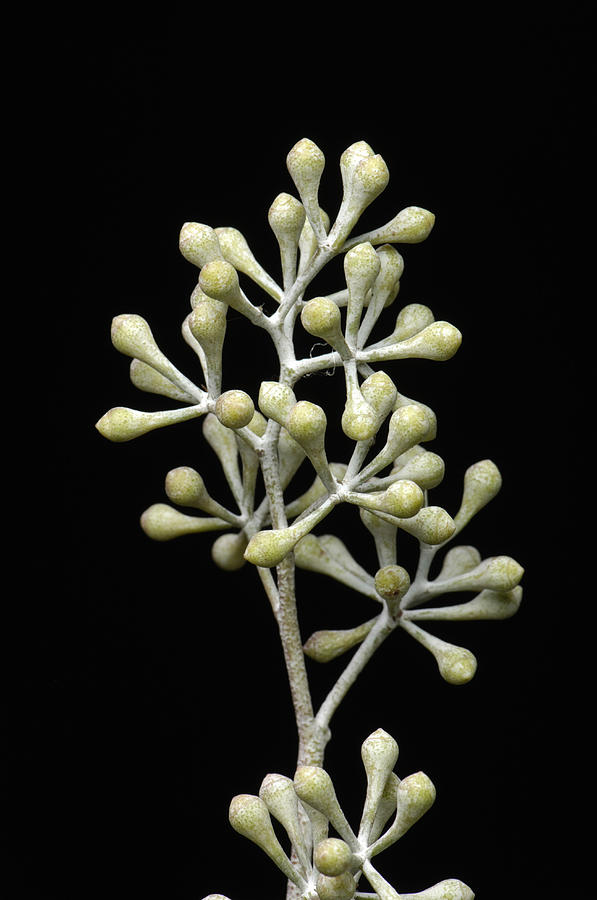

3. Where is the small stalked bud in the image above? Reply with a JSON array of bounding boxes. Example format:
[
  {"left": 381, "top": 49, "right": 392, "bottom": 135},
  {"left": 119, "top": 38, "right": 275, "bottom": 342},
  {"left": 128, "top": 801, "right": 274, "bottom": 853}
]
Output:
[
  {"left": 259, "top": 773, "right": 310, "bottom": 872},
  {"left": 285, "top": 401, "right": 327, "bottom": 456},
  {"left": 303, "top": 618, "right": 377, "bottom": 663},
  {"left": 199, "top": 259, "right": 245, "bottom": 311},
  {"left": 228, "top": 794, "right": 302, "bottom": 887},
  {"left": 400, "top": 620, "right": 478, "bottom": 685},
  {"left": 165, "top": 466, "right": 206, "bottom": 507},
  {"left": 374, "top": 566, "right": 411, "bottom": 612},
  {"left": 293, "top": 766, "right": 357, "bottom": 848},
  {"left": 268, "top": 192, "right": 307, "bottom": 245},
  {"left": 365, "top": 321, "right": 462, "bottom": 365},
  {"left": 341, "top": 389, "right": 378, "bottom": 442},
  {"left": 244, "top": 499, "right": 334, "bottom": 568},
  {"left": 179, "top": 222, "right": 223, "bottom": 267},
  {"left": 435, "top": 555, "right": 524, "bottom": 593},
  {"left": 350, "top": 154, "right": 391, "bottom": 217},
  {"left": 400, "top": 878, "right": 475, "bottom": 900},
  {"left": 344, "top": 242, "right": 381, "bottom": 348},
  {"left": 354, "top": 480, "right": 425, "bottom": 520},
  {"left": 301, "top": 297, "right": 349, "bottom": 356},
  {"left": 129, "top": 359, "right": 197, "bottom": 404},
  {"left": 258, "top": 381, "right": 297, "bottom": 425},
  {"left": 391, "top": 447, "right": 445, "bottom": 491},
  {"left": 358, "top": 405, "right": 435, "bottom": 481},
  {"left": 392, "top": 303, "right": 435, "bottom": 341},
  {"left": 436, "top": 545, "right": 482, "bottom": 581},
  {"left": 215, "top": 390, "right": 255, "bottom": 430},
  {"left": 286, "top": 137, "right": 326, "bottom": 239},
  {"left": 369, "top": 771, "right": 436, "bottom": 857},
  {"left": 215, "top": 226, "right": 282, "bottom": 301},
  {"left": 188, "top": 297, "right": 227, "bottom": 355},
  {"left": 211, "top": 532, "right": 248, "bottom": 571},
  {"left": 316, "top": 871, "right": 356, "bottom": 900},
  {"left": 359, "top": 729, "right": 400, "bottom": 841},
  {"left": 453, "top": 459, "right": 503, "bottom": 534},
  {"left": 140, "top": 503, "right": 228, "bottom": 541},
  {"left": 394, "top": 506, "right": 456, "bottom": 545},
  {"left": 347, "top": 206, "right": 436, "bottom": 249},
  {"left": 200, "top": 895, "right": 232, "bottom": 900},
  {"left": 328, "top": 143, "right": 389, "bottom": 248},
  {"left": 408, "top": 586, "right": 523, "bottom": 622},
  {"left": 314, "top": 837, "right": 353, "bottom": 876},
  {"left": 360, "top": 371, "right": 398, "bottom": 424},
  {"left": 95, "top": 404, "right": 205, "bottom": 442}
]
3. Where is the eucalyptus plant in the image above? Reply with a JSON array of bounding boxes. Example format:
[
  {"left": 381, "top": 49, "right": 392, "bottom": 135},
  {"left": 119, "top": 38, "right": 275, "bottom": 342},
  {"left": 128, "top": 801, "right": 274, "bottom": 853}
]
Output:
[{"left": 96, "top": 137, "right": 523, "bottom": 900}]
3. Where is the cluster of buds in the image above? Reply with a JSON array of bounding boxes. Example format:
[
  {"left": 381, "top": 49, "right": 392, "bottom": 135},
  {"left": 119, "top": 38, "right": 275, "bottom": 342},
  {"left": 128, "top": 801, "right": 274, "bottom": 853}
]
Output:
[{"left": 202, "top": 728, "right": 473, "bottom": 900}]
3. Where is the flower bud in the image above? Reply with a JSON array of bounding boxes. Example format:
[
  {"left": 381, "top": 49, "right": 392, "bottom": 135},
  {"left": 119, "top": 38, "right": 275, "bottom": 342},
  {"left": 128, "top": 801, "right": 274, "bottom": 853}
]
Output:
[
  {"left": 435, "top": 545, "right": 482, "bottom": 581},
  {"left": 188, "top": 298, "right": 227, "bottom": 356},
  {"left": 365, "top": 321, "right": 462, "bottom": 364},
  {"left": 357, "top": 481, "right": 424, "bottom": 520},
  {"left": 199, "top": 259, "right": 245, "bottom": 310},
  {"left": 303, "top": 619, "right": 377, "bottom": 663},
  {"left": 215, "top": 389, "right": 255, "bottom": 430},
  {"left": 358, "top": 405, "right": 435, "bottom": 480},
  {"left": 348, "top": 206, "right": 436, "bottom": 248},
  {"left": 392, "top": 303, "right": 435, "bottom": 342},
  {"left": 301, "top": 296, "right": 348, "bottom": 354},
  {"left": 293, "top": 766, "right": 356, "bottom": 847},
  {"left": 215, "top": 226, "right": 282, "bottom": 301},
  {"left": 258, "top": 381, "right": 297, "bottom": 424},
  {"left": 350, "top": 154, "right": 390, "bottom": 215},
  {"left": 200, "top": 895, "right": 231, "bottom": 900},
  {"left": 339, "top": 141, "right": 375, "bottom": 190},
  {"left": 409, "top": 586, "right": 523, "bottom": 622},
  {"left": 394, "top": 506, "right": 456, "bottom": 545},
  {"left": 259, "top": 773, "right": 310, "bottom": 869},
  {"left": 370, "top": 772, "right": 401, "bottom": 843},
  {"left": 244, "top": 498, "right": 334, "bottom": 568},
  {"left": 400, "top": 879, "right": 474, "bottom": 900},
  {"left": 437, "top": 555, "right": 524, "bottom": 593},
  {"left": 211, "top": 532, "right": 248, "bottom": 571},
  {"left": 228, "top": 794, "right": 301, "bottom": 885},
  {"left": 391, "top": 447, "right": 445, "bottom": 491},
  {"left": 374, "top": 566, "right": 411, "bottom": 606},
  {"left": 360, "top": 371, "right": 398, "bottom": 423},
  {"left": 165, "top": 466, "right": 206, "bottom": 507},
  {"left": 400, "top": 620, "right": 478, "bottom": 685},
  {"left": 453, "top": 459, "right": 502, "bottom": 534},
  {"left": 179, "top": 222, "right": 223, "bottom": 267},
  {"left": 313, "top": 837, "right": 353, "bottom": 876},
  {"left": 140, "top": 503, "right": 228, "bottom": 541},
  {"left": 286, "top": 401, "right": 327, "bottom": 455},
  {"left": 360, "top": 729, "right": 399, "bottom": 840},
  {"left": 341, "top": 390, "right": 379, "bottom": 442},
  {"left": 268, "top": 192, "right": 307, "bottom": 245},
  {"left": 344, "top": 242, "right": 381, "bottom": 347},
  {"left": 370, "top": 771, "right": 436, "bottom": 856},
  {"left": 286, "top": 138, "right": 326, "bottom": 238},
  {"left": 316, "top": 871, "right": 356, "bottom": 900},
  {"left": 329, "top": 144, "right": 388, "bottom": 248},
  {"left": 129, "top": 359, "right": 197, "bottom": 404},
  {"left": 95, "top": 403, "right": 205, "bottom": 442}
]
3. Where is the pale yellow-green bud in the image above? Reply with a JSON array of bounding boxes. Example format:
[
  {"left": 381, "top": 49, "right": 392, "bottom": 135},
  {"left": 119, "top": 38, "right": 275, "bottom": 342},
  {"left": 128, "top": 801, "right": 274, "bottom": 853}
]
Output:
[
  {"left": 179, "top": 222, "right": 223, "bottom": 267},
  {"left": 339, "top": 141, "right": 375, "bottom": 188},
  {"left": 228, "top": 794, "right": 301, "bottom": 886},
  {"left": 313, "top": 837, "right": 353, "bottom": 876},
  {"left": 303, "top": 619, "right": 377, "bottom": 663},
  {"left": 409, "top": 586, "right": 523, "bottom": 622},
  {"left": 360, "top": 371, "right": 398, "bottom": 423},
  {"left": 438, "top": 555, "right": 524, "bottom": 593},
  {"left": 391, "top": 447, "right": 445, "bottom": 491},
  {"left": 360, "top": 729, "right": 399, "bottom": 840},
  {"left": 95, "top": 404, "right": 205, "bottom": 443},
  {"left": 286, "top": 401, "right": 327, "bottom": 454},
  {"left": 393, "top": 392, "right": 438, "bottom": 441},
  {"left": 394, "top": 506, "right": 456, "bottom": 545},
  {"left": 344, "top": 241, "right": 381, "bottom": 299},
  {"left": 453, "top": 459, "right": 502, "bottom": 533},
  {"left": 374, "top": 565, "right": 411, "bottom": 605},
  {"left": 435, "top": 545, "right": 482, "bottom": 581},
  {"left": 286, "top": 138, "right": 326, "bottom": 239},
  {"left": 246, "top": 409, "right": 268, "bottom": 437},
  {"left": 200, "top": 895, "right": 232, "bottom": 900},
  {"left": 401, "top": 620, "right": 478, "bottom": 685},
  {"left": 139, "top": 503, "right": 228, "bottom": 541},
  {"left": 365, "top": 321, "right": 462, "bottom": 364},
  {"left": 370, "top": 772, "right": 401, "bottom": 843},
  {"left": 258, "top": 381, "right": 297, "bottom": 424},
  {"left": 199, "top": 259, "right": 246, "bottom": 311},
  {"left": 165, "top": 466, "right": 206, "bottom": 507},
  {"left": 370, "top": 771, "right": 436, "bottom": 857},
  {"left": 244, "top": 499, "right": 334, "bottom": 568},
  {"left": 349, "top": 206, "right": 436, "bottom": 248},
  {"left": 188, "top": 297, "right": 227, "bottom": 355},
  {"left": 129, "top": 359, "right": 196, "bottom": 404},
  {"left": 401, "top": 878, "right": 474, "bottom": 900},
  {"left": 293, "top": 766, "right": 356, "bottom": 847},
  {"left": 301, "top": 296, "right": 347, "bottom": 352},
  {"left": 351, "top": 155, "right": 390, "bottom": 213},
  {"left": 359, "top": 405, "right": 435, "bottom": 478},
  {"left": 341, "top": 390, "right": 378, "bottom": 442},
  {"left": 211, "top": 532, "right": 248, "bottom": 571},
  {"left": 369, "top": 480, "right": 425, "bottom": 519},
  {"left": 215, "top": 389, "right": 255, "bottom": 430},
  {"left": 329, "top": 144, "right": 389, "bottom": 248},
  {"left": 259, "top": 773, "right": 310, "bottom": 870},
  {"left": 214, "top": 226, "right": 283, "bottom": 301},
  {"left": 316, "top": 871, "right": 356, "bottom": 900},
  {"left": 392, "top": 303, "right": 435, "bottom": 342},
  {"left": 268, "top": 192, "right": 307, "bottom": 243}
]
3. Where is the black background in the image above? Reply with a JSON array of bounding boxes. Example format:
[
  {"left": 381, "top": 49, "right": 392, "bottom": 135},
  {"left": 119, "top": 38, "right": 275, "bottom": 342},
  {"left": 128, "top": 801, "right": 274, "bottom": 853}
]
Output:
[{"left": 16, "top": 6, "right": 591, "bottom": 900}]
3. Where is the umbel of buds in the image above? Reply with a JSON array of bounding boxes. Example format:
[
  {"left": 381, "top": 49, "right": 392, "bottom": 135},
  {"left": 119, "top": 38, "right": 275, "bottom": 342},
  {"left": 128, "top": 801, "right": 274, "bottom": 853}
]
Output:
[{"left": 96, "top": 136, "right": 523, "bottom": 900}]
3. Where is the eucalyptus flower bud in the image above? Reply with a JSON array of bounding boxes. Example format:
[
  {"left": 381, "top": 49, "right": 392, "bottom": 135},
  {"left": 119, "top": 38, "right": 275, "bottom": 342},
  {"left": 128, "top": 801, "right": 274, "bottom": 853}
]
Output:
[
  {"left": 435, "top": 546, "right": 482, "bottom": 581},
  {"left": 129, "top": 358, "right": 197, "bottom": 404},
  {"left": 259, "top": 773, "right": 310, "bottom": 870},
  {"left": 244, "top": 498, "right": 335, "bottom": 568},
  {"left": 303, "top": 618, "right": 377, "bottom": 663},
  {"left": 316, "top": 871, "right": 356, "bottom": 900},
  {"left": 392, "top": 303, "right": 436, "bottom": 342},
  {"left": 258, "top": 381, "right": 297, "bottom": 425},
  {"left": 200, "top": 895, "right": 231, "bottom": 900},
  {"left": 188, "top": 297, "right": 227, "bottom": 362},
  {"left": 432, "top": 555, "right": 524, "bottom": 593},
  {"left": 344, "top": 242, "right": 381, "bottom": 347},
  {"left": 408, "top": 586, "right": 523, "bottom": 622},
  {"left": 370, "top": 772, "right": 401, "bottom": 843},
  {"left": 286, "top": 137, "right": 326, "bottom": 239},
  {"left": 341, "top": 388, "right": 378, "bottom": 442},
  {"left": 211, "top": 532, "right": 248, "bottom": 571},
  {"left": 96, "top": 403, "right": 206, "bottom": 443},
  {"left": 357, "top": 245, "right": 404, "bottom": 345},
  {"left": 346, "top": 206, "right": 436, "bottom": 249},
  {"left": 215, "top": 226, "right": 283, "bottom": 300},
  {"left": 202, "top": 413, "right": 243, "bottom": 500},
  {"left": 391, "top": 447, "right": 445, "bottom": 491},
  {"left": 394, "top": 506, "right": 456, "bottom": 546},
  {"left": 452, "top": 459, "right": 502, "bottom": 534},
  {"left": 359, "top": 371, "right": 398, "bottom": 424},
  {"left": 374, "top": 566, "right": 411, "bottom": 609},
  {"left": 370, "top": 771, "right": 436, "bottom": 856},
  {"left": 360, "top": 729, "right": 399, "bottom": 840},
  {"left": 364, "top": 321, "right": 462, "bottom": 364},
  {"left": 313, "top": 837, "right": 353, "bottom": 876},
  {"left": 351, "top": 481, "right": 424, "bottom": 520},
  {"left": 199, "top": 259, "right": 260, "bottom": 321},
  {"left": 228, "top": 794, "right": 302, "bottom": 886},
  {"left": 179, "top": 222, "right": 223, "bottom": 267},
  {"left": 215, "top": 389, "right": 255, "bottom": 430},
  {"left": 358, "top": 405, "right": 435, "bottom": 481},
  {"left": 328, "top": 143, "right": 388, "bottom": 248},
  {"left": 286, "top": 402, "right": 334, "bottom": 487},
  {"left": 400, "top": 620, "right": 478, "bottom": 685},
  {"left": 293, "top": 766, "right": 357, "bottom": 848},
  {"left": 268, "top": 192, "right": 306, "bottom": 287},
  {"left": 140, "top": 503, "right": 228, "bottom": 541},
  {"left": 301, "top": 296, "right": 350, "bottom": 356},
  {"left": 400, "top": 879, "right": 474, "bottom": 900},
  {"left": 165, "top": 466, "right": 238, "bottom": 523}
]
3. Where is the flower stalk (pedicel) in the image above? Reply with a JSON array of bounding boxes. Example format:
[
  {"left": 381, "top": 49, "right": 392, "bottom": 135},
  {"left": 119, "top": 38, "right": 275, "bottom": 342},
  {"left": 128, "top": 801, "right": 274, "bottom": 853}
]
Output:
[{"left": 96, "top": 137, "right": 523, "bottom": 899}]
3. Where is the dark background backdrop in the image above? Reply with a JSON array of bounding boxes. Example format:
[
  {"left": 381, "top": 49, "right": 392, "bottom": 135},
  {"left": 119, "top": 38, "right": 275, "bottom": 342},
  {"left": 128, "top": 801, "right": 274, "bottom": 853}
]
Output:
[{"left": 17, "top": 6, "right": 590, "bottom": 899}]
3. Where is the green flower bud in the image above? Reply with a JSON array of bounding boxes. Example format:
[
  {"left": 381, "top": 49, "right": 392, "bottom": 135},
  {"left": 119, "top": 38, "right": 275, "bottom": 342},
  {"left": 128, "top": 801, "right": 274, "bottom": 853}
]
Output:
[
  {"left": 328, "top": 144, "right": 389, "bottom": 248},
  {"left": 435, "top": 555, "right": 524, "bottom": 593},
  {"left": 211, "top": 532, "right": 248, "bottom": 571},
  {"left": 165, "top": 466, "right": 237, "bottom": 523},
  {"left": 228, "top": 794, "right": 302, "bottom": 886},
  {"left": 188, "top": 298, "right": 227, "bottom": 357},
  {"left": 364, "top": 321, "right": 462, "bottom": 364},
  {"left": 293, "top": 766, "right": 356, "bottom": 847},
  {"left": 339, "top": 141, "right": 375, "bottom": 190},
  {"left": 301, "top": 296, "right": 348, "bottom": 354},
  {"left": 401, "top": 878, "right": 474, "bottom": 899},
  {"left": 313, "top": 837, "right": 353, "bottom": 876},
  {"left": 259, "top": 773, "right": 310, "bottom": 870},
  {"left": 303, "top": 618, "right": 377, "bottom": 663},
  {"left": 356, "top": 481, "right": 424, "bottom": 520},
  {"left": 360, "top": 729, "right": 400, "bottom": 840},
  {"left": 200, "top": 895, "right": 232, "bottom": 900},
  {"left": 258, "top": 381, "right": 297, "bottom": 424},
  {"left": 374, "top": 566, "right": 411, "bottom": 607},
  {"left": 453, "top": 459, "right": 502, "bottom": 534},
  {"left": 370, "top": 771, "right": 436, "bottom": 856},
  {"left": 129, "top": 359, "right": 197, "bottom": 404},
  {"left": 139, "top": 503, "right": 228, "bottom": 541},
  {"left": 395, "top": 505, "right": 456, "bottom": 545},
  {"left": 341, "top": 390, "right": 379, "bottom": 442},
  {"left": 435, "top": 545, "right": 482, "bottom": 581},
  {"left": 400, "top": 620, "right": 478, "bottom": 685},
  {"left": 286, "top": 402, "right": 331, "bottom": 482},
  {"left": 316, "top": 870, "right": 356, "bottom": 900},
  {"left": 391, "top": 447, "right": 445, "bottom": 491},
  {"left": 268, "top": 192, "right": 307, "bottom": 245},
  {"left": 215, "top": 389, "right": 255, "bottom": 430},
  {"left": 95, "top": 403, "right": 205, "bottom": 443},
  {"left": 359, "top": 371, "right": 398, "bottom": 424},
  {"left": 358, "top": 405, "right": 435, "bottom": 481},
  {"left": 199, "top": 259, "right": 245, "bottom": 310},
  {"left": 244, "top": 498, "right": 335, "bottom": 568},
  {"left": 286, "top": 137, "right": 326, "bottom": 239},
  {"left": 346, "top": 206, "right": 436, "bottom": 250},
  {"left": 392, "top": 303, "right": 435, "bottom": 342},
  {"left": 409, "top": 586, "right": 523, "bottom": 622},
  {"left": 179, "top": 222, "right": 223, "bottom": 267},
  {"left": 344, "top": 242, "right": 381, "bottom": 347},
  {"left": 215, "top": 226, "right": 283, "bottom": 301}
]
